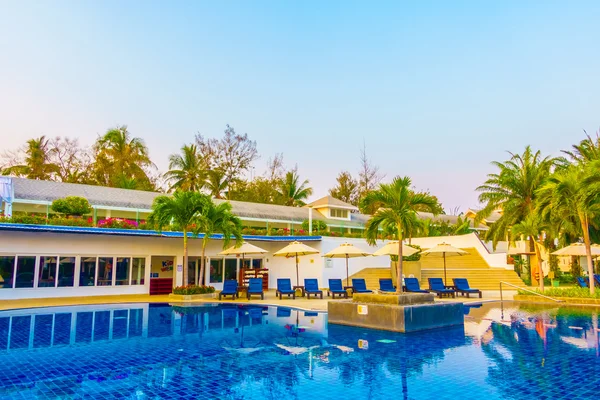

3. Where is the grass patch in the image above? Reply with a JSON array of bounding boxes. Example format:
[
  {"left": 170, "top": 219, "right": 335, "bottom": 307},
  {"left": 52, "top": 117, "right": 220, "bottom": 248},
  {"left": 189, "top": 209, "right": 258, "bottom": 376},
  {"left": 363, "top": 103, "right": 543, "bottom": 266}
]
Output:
[{"left": 518, "top": 286, "right": 600, "bottom": 299}]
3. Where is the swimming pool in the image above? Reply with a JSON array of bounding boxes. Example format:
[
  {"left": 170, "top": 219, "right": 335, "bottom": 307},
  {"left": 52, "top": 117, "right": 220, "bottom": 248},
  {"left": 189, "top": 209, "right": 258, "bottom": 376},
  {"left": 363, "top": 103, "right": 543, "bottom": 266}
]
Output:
[{"left": 0, "top": 302, "right": 598, "bottom": 399}]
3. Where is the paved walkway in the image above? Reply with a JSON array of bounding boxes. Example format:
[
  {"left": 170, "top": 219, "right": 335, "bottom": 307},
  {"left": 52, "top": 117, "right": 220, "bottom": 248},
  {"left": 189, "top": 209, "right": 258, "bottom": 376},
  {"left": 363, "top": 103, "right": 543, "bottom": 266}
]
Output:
[{"left": 0, "top": 290, "right": 514, "bottom": 312}]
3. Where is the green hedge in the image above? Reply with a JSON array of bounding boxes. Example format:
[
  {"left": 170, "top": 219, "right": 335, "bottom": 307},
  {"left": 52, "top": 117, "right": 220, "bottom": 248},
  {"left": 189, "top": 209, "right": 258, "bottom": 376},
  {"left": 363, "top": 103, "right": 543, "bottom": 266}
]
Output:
[
  {"left": 518, "top": 286, "right": 600, "bottom": 299},
  {"left": 172, "top": 285, "right": 216, "bottom": 295}
]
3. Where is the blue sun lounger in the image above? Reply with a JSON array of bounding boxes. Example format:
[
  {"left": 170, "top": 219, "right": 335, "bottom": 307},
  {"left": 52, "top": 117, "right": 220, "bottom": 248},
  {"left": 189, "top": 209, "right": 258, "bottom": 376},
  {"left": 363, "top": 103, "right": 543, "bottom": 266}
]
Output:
[
  {"left": 594, "top": 274, "right": 600, "bottom": 287},
  {"left": 576, "top": 276, "right": 589, "bottom": 288},
  {"left": 328, "top": 279, "right": 348, "bottom": 299},
  {"left": 304, "top": 278, "right": 323, "bottom": 299},
  {"left": 247, "top": 278, "right": 264, "bottom": 300},
  {"left": 428, "top": 278, "right": 456, "bottom": 298},
  {"left": 379, "top": 278, "right": 396, "bottom": 292},
  {"left": 453, "top": 278, "right": 482, "bottom": 298},
  {"left": 276, "top": 278, "right": 296, "bottom": 299},
  {"left": 404, "top": 277, "right": 428, "bottom": 293},
  {"left": 219, "top": 280, "right": 239, "bottom": 300},
  {"left": 352, "top": 278, "right": 373, "bottom": 293}
]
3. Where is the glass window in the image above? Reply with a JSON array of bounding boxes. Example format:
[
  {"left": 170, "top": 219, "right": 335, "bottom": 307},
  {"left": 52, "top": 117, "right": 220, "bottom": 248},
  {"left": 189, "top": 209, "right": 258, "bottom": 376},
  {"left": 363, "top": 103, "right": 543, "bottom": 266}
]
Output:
[
  {"left": 224, "top": 259, "right": 237, "bottom": 281},
  {"left": 209, "top": 259, "right": 223, "bottom": 283},
  {"left": 38, "top": 256, "right": 57, "bottom": 288},
  {"left": 97, "top": 257, "right": 114, "bottom": 286},
  {"left": 0, "top": 256, "right": 15, "bottom": 289},
  {"left": 15, "top": 256, "right": 35, "bottom": 288},
  {"left": 131, "top": 258, "right": 146, "bottom": 285},
  {"left": 252, "top": 259, "right": 263, "bottom": 269},
  {"left": 115, "top": 257, "right": 130, "bottom": 286},
  {"left": 187, "top": 259, "right": 197, "bottom": 285},
  {"left": 58, "top": 257, "right": 75, "bottom": 287},
  {"left": 242, "top": 258, "right": 251, "bottom": 269},
  {"left": 80, "top": 257, "right": 96, "bottom": 286}
]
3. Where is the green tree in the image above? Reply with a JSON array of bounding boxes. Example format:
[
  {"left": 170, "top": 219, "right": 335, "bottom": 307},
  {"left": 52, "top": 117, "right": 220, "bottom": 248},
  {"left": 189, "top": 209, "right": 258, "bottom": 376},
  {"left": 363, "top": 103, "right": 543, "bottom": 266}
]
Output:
[
  {"left": 51, "top": 196, "right": 92, "bottom": 217},
  {"left": 93, "top": 125, "right": 155, "bottom": 190},
  {"left": 510, "top": 213, "right": 548, "bottom": 291},
  {"left": 193, "top": 200, "right": 242, "bottom": 285},
  {"left": 2, "top": 136, "right": 59, "bottom": 179},
  {"left": 476, "top": 146, "right": 555, "bottom": 249},
  {"left": 276, "top": 170, "right": 313, "bottom": 207},
  {"left": 206, "top": 169, "right": 229, "bottom": 199},
  {"left": 165, "top": 144, "right": 206, "bottom": 192},
  {"left": 147, "top": 191, "right": 208, "bottom": 286},
  {"left": 538, "top": 164, "right": 600, "bottom": 293},
  {"left": 361, "top": 176, "right": 438, "bottom": 293},
  {"left": 329, "top": 171, "right": 359, "bottom": 205}
]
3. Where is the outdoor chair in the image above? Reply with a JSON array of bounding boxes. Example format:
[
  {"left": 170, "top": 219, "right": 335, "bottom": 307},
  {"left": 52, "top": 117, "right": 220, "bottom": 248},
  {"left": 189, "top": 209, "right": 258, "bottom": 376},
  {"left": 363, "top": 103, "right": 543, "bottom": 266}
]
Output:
[
  {"left": 219, "top": 280, "right": 239, "bottom": 300},
  {"left": 428, "top": 278, "right": 456, "bottom": 298},
  {"left": 404, "top": 277, "right": 428, "bottom": 293},
  {"left": 576, "top": 276, "right": 589, "bottom": 288},
  {"left": 379, "top": 278, "right": 396, "bottom": 293},
  {"left": 328, "top": 279, "right": 348, "bottom": 299},
  {"left": 452, "top": 278, "right": 482, "bottom": 298},
  {"left": 247, "top": 278, "right": 264, "bottom": 300},
  {"left": 304, "top": 278, "right": 323, "bottom": 299},
  {"left": 276, "top": 278, "right": 296, "bottom": 300},
  {"left": 594, "top": 274, "right": 600, "bottom": 287},
  {"left": 352, "top": 278, "right": 373, "bottom": 293}
]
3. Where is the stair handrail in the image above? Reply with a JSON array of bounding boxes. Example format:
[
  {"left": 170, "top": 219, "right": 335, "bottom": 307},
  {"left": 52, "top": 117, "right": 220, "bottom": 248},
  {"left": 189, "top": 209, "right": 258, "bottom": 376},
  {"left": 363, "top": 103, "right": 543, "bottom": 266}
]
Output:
[{"left": 499, "top": 281, "right": 564, "bottom": 303}]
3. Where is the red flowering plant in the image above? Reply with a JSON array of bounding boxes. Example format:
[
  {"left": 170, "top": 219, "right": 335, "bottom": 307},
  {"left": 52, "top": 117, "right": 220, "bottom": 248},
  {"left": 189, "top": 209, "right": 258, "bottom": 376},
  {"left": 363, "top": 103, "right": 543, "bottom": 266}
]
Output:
[{"left": 97, "top": 218, "right": 139, "bottom": 229}]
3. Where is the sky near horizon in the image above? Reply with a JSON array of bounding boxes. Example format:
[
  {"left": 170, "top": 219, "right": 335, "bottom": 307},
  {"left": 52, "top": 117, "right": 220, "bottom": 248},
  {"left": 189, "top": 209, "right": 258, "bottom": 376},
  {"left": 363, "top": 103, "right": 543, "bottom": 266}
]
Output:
[{"left": 1, "top": 1, "right": 599, "bottom": 212}]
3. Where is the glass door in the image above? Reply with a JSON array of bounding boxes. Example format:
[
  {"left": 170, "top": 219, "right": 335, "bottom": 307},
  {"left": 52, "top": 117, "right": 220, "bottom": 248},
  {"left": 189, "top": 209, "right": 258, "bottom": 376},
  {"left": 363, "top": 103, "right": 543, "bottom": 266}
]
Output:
[{"left": 224, "top": 259, "right": 237, "bottom": 282}]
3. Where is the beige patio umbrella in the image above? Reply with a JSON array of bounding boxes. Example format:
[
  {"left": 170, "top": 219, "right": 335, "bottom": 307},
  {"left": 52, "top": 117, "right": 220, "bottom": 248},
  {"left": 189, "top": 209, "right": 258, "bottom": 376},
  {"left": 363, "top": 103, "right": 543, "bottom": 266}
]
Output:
[
  {"left": 273, "top": 241, "right": 320, "bottom": 286},
  {"left": 421, "top": 243, "right": 468, "bottom": 285},
  {"left": 551, "top": 243, "right": 600, "bottom": 257},
  {"left": 324, "top": 242, "right": 371, "bottom": 286},
  {"left": 373, "top": 241, "right": 420, "bottom": 257},
  {"left": 219, "top": 242, "right": 268, "bottom": 284}
]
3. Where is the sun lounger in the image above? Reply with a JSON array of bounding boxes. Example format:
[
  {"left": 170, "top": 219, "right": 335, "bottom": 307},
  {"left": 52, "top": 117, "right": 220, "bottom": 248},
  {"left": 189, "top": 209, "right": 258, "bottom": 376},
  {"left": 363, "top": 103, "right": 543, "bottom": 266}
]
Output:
[
  {"left": 404, "top": 277, "right": 428, "bottom": 293},
  {"left": 428, "top": 278, "right": 456, "bottom": 298},
  {"left": 352, "top": 278, "right": 373, "bottom": 293},
  {"left": 219, "top": 280, "right": 239, "bottom": 300},
  {"left": 328, "top": 279, "right": 348, "bottom": 299},
  {"left": 304, "top": 278, "right": 323, "bottom": 299},
  {"left": 379, "top": 278, "right": 396, "bottom": 292},
  {"left": 247, "top": 278, "right": 264, "bottom": 300},
  {"left": 594, "top": 274, "right": 600, "bottom": 287},
  {"left": 452, "top": 278, "right": 482, "bottom": 298},
  {"left": 277, "top": 307, "right": 292, "bottom": 318},
  {"left": 276, "top": 278, "right": 296, "bottom": 299},
  {"left": 576, "top": 276, "right": 589, "bottom": 288}
]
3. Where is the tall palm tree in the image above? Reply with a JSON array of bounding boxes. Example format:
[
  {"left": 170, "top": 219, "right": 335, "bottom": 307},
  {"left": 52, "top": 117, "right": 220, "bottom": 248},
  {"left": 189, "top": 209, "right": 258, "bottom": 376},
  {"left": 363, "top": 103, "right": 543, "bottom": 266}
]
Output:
[
  {"left": 93, "top": 126, "right": 155, "bottom": 190},
  {"left": 538, "top": 164, "right": 600, "bottom": 293},
  {"left": 276, "top": 170, "right": 313, "bottom": 206},
  {"left": 3, "top": 136, "right": 59, "bottom": 179},
  {"left": 362, "top": 176, "right": 438, "bottom": 293},
  {"left": 206, "top": 169, "right": 229, "bottom": 199},
  {"left": 147, "top": 191, "right": 208, "bottom": 287},
  {"left": 510, "top": 214, "right": 548, "bottom": 292},
  {"left": 563, "top": 131, "right": 600, "bottom": 163},
  {"left": 476, "top": 146, "right": 555, "bottom": 249},
  {"left": 164, "top": 144, "right": 206, "bottom": 192},
  {"left": 193, "top": 200, "right": 243, "bottom": 285}
]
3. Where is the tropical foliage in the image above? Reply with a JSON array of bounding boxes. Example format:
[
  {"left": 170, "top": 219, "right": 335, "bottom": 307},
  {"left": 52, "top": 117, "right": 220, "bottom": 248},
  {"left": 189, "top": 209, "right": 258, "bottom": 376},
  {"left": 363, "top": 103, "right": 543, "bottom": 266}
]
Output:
[
  {"left": 164, "top": 144, "right": 206, "bottom": 192},
  {"left": 362, "top": 176, "right": 438, "bottom": 293},
  {"left": 276, "top": 170, "right": 313, "bottom": 206},
  {"left": 2, "top": 136, "right": 60, "bottom": 180},
  {"left": 172, "top": 285, "right": 216, "bottom": 295},
  {"left": 51, "top": 196, "right": 92, "bottom": 217}
]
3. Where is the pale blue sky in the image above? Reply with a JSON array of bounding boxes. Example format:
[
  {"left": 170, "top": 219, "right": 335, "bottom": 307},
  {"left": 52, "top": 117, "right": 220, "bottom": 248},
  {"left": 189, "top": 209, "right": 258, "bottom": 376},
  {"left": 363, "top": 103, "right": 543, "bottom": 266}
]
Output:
[{"left": 1, "top": 1, "right": 598, "bottom": 211}]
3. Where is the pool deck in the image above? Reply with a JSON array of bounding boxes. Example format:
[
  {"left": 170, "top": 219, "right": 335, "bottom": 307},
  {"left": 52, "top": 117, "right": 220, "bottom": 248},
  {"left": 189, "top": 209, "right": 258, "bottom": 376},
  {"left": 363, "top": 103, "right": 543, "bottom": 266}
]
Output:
[{"left": 0, "top": 290, "right": 513, "bottom": 312}]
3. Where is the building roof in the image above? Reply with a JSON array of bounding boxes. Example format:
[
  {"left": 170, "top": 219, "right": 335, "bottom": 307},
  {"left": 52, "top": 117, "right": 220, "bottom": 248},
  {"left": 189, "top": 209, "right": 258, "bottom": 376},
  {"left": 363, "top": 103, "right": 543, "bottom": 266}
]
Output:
[{"left": 307, "top": 196, "right": 359, "bottom": 211}]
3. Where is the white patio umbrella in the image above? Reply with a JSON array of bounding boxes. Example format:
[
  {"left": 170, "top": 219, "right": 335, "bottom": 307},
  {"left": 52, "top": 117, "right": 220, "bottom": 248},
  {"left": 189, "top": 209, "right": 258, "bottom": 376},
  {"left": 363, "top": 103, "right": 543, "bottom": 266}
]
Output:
[
  {"left": 551, "top": 243, "right": 600, "bottom": 257},
  {"left": 421, "top": 243, "right": 468, "bottom": 285},
  {"left": 324, "top": 242, "right": 371, "bottom": 286},
  {"left": 373, "top": 241, "right": 420, "bottom": 257},
  {"left": 219, "top": 242, "right": 268, "bottom": 284},
  {"left": 273, "top": 241, "right": 320, "bottom": 286}
]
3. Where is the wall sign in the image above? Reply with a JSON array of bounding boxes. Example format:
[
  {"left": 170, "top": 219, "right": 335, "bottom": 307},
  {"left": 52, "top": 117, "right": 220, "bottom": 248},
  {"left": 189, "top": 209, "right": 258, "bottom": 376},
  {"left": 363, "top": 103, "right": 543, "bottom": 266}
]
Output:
[
  {"left": 161, "top": 260, "right": 174, "bottom": 272},
  {"left": 177, "top": 264, "right": 183, "bottom": 272},
  {"left": 357, "top": 305, "right": 368, "bottom": 315},
  {"left": 325, "top": 258, "right": 333, "bottom": 268}
]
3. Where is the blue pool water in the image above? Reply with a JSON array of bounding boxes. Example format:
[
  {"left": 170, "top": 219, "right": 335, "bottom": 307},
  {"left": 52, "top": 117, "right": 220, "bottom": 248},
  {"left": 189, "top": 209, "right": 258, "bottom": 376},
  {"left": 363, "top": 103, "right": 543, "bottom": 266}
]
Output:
[{"left": 0, "top": 302, "right": 598, "bottom": 399}]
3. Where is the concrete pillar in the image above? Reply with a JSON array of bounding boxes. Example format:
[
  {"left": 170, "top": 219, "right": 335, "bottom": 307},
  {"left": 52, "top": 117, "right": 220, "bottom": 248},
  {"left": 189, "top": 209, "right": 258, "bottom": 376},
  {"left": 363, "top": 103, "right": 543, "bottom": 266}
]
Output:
[
  {"left": 308, "top": 207, "right": 313, "bottom": 235},
  {"left": 174, "top": 255, "right": 184, "bottom": 287}
]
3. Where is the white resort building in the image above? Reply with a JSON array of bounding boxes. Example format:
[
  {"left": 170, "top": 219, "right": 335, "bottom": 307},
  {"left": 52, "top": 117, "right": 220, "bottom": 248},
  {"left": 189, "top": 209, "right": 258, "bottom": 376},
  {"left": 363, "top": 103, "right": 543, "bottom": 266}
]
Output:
[{"left": 0, "top": 177, "right": 524, "bottom": 300}]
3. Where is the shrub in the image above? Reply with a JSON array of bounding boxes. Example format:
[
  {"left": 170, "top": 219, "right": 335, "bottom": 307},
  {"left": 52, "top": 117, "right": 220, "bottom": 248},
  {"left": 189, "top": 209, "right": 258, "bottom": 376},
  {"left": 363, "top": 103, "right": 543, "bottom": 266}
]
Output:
[
  {"left": 173, "top": 285, "right": 216, "bottom": 295},
  {"left": 51, "top": 196, "right": 92, "bottom": 216},
  {"left": 301, "top": 219, "right": 327, "bottom": 231},
  {"left": 97, "top": 218, "right": 138, "bottom": 229},
  {"left": 518, "top": 286, "right": 600, "bottom": 299}
]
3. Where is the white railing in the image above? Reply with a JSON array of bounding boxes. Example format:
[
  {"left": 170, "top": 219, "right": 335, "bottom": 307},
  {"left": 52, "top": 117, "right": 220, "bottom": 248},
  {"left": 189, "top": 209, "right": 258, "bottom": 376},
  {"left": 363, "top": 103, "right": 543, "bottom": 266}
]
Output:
[{"left": 499, "top": 281, "right": 564, "bottom": 303}]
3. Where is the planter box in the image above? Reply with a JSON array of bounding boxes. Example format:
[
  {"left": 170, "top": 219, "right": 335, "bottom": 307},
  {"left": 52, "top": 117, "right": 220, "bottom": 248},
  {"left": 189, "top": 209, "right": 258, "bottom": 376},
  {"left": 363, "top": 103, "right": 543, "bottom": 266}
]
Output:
[
  {"left": 514, "top": 294, "right": 600, "bottom": 306},
  {"left": 168, "top": 293, "right": 216, "bottom": 301}
]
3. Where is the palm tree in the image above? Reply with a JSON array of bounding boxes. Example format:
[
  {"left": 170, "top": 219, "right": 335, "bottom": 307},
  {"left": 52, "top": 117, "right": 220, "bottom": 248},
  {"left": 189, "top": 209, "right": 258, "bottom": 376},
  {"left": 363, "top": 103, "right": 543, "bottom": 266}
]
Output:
[
  {"left": 3, "top": 136, "right": 59, "bottom": 179},
  {"left": 206, "top": 169, "right": 229, "bottom": 199},
  {"left": 538, "top": 164, "right": 600, "bottom": 293},
  {"left": 93, "top": 125, "right": 155, "bottom": 190},
  {"left": 164, "top": 144, "right": 206, "bottom": 192},
  {"left": 361, "top": 176, "right": 438, "bottom": 293},
  {"left": 193, "top": 200, "right": 242, "bottom": 285},
  {"left": 476, "top": 146, "right": 555, "bottom": 249},
  {"left": 510, "top": 214, "right": 548, "bottom": 291},
  {"left": 147, "top": 191, "right": 208, "bottom": 286},
  {"left": 276, "top": 170, "right": 313, "bottom": 206}
]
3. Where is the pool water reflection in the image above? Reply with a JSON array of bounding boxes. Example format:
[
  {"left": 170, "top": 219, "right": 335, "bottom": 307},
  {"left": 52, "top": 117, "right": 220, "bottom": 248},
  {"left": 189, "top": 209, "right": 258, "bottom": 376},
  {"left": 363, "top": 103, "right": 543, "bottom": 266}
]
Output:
[{"left": 0, "top": 302, "right": 598, "bottom": 399}]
